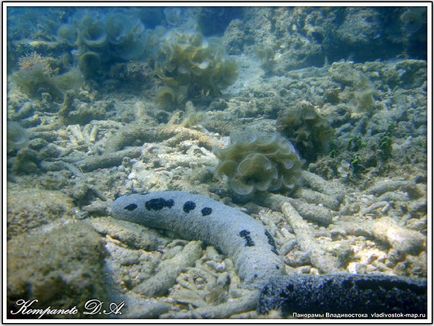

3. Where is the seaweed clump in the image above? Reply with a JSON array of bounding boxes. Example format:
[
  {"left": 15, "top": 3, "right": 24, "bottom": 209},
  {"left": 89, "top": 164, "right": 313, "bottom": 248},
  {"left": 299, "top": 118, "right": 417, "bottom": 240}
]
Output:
[
  {"left": 155, "top": 31, "right": 238, "bottom": 110},
  {"left": 75, "top": 13, "right": 147, "bottom": 80},
  {"left": 214, "top": 132, "right": 302, "bottom": 197},
  {"left": 7, "top": 121, "right": 29, "bottom": 154},
  {"left": 12, "top": 52, "right": 63, "bottom": 100},
  {"left": 12, "top": 52, "right": 83, "bottom": 100},
  {"left": 277, "top": 101, "right": 334, "bottom": 163}
]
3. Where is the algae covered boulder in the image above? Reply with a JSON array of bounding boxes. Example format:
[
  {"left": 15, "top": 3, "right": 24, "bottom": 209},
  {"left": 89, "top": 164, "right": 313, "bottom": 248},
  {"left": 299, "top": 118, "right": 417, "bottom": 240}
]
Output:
[
  {"left": 7, "top": 186, "right": 74, "bottom": 239},
  {"left": 7, "top": 222, "right": 109, "bottom": 318}
]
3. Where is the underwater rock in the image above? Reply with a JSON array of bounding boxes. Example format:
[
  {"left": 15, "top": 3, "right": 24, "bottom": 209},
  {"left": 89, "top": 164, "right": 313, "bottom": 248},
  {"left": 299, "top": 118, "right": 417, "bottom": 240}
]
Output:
[
  {"left": 169, "top": 243, "right": 234, "bottom": 308},
  {"left": 103, "top": 240, "right": 161, "bottom": 291},
  {"left": 223, "top": 19, "right": 249, "bottom": 55},
  {"left": 7, "top": 222, "right": 108, "bottom": 318},
  {"left": 245, "top": 8, "right": 325, "bottom": 72},
  {"left": 82, "top": 199, "right": 110, "bottom": 216},
  {"left": 7, "top": 186, "right": 74, "bottom": 239},
  {"left": 244, "top": 7, "right": 427, "bottom": 71},
  {"left": 302, "top": 170, "right": 344, "bottom": 198},
  {"left": 215, "top": 132, "right": 302, "bottom": 197},
  {"left": 336, "top": 8, "right": 381, "bottom": 48},
  {"left": 328, "top": 62, "right": 379, "bottom": 117},
  {"left": 328, "top": 61, "right": 369, "bottom": 87}
]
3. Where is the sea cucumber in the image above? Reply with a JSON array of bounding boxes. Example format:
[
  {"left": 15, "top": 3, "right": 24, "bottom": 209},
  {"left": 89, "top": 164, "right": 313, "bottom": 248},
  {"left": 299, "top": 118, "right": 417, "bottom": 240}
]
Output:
[
  {"left": 112, "top": 191, "right": 427, "bottom": 316},
  {"left": 259, "top": 274, "right": 427, "bottom": 316},
  {"left": 111, "top": 191, "right": 285, "bottom": 288}
]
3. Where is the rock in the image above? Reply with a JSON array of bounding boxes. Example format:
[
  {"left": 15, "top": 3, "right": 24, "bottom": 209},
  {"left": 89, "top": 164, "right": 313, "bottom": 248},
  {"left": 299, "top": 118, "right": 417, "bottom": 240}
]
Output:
[
  {"left": 7, "top": 186, "right": 74, "bottom": 239},
  {"left": 7, "top": 222, "right": 108, "bottom": 318}
]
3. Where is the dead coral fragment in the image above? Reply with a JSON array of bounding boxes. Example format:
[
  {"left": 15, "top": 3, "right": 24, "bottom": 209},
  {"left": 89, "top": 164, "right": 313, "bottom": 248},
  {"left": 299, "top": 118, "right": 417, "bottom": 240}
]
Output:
[
  {"left": 215, "top": 132, "right": 302, "bottom": 196},
  {"left": 277, "top": 101, "right": 334, "bottom": 162},
  {"left": 135, "top": 241, "right": 203, "bottom": 297},
  {"left": 59, "top": 91, "right": 111, "bottom": 125}
]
